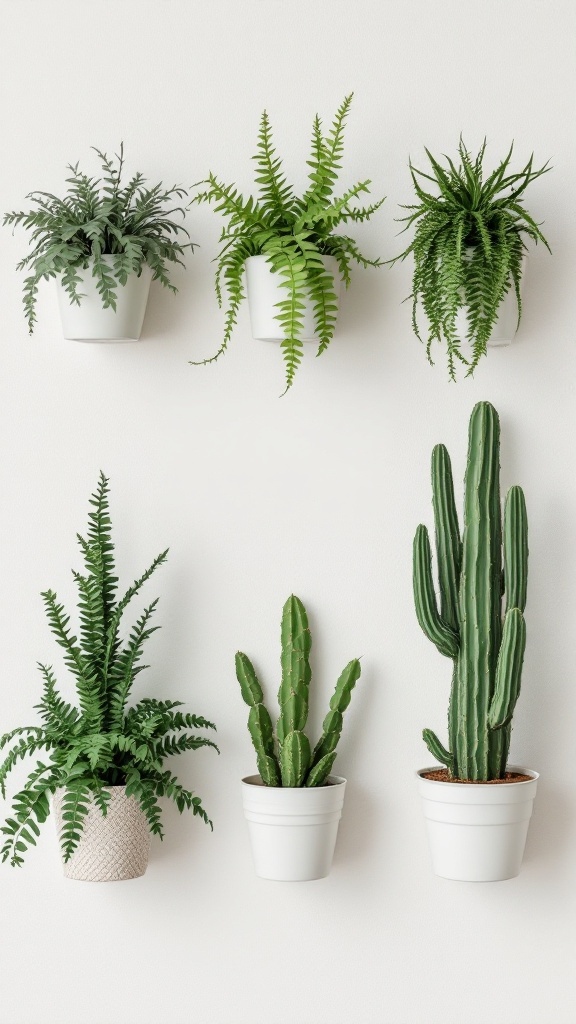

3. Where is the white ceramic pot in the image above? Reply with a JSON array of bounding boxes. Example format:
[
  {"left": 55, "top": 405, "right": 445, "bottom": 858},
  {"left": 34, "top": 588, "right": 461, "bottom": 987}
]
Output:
[
  {"left": 56, "top": 258, "right": 153, "bottom": 342},
  {"left": 245, "top": 255, "right": 340, "bottom": 342},
  {"left": 417, "top": 765, "right": 539, "bottom": 882},
  {"left": 52, "top": 785, "right": 151, "bottom": 881},
  {"left": 456, "top": 253, "right": 527, "bottom": 348},
  {"left": 241, "top": 774, "right": 346, "bottom": 881}
]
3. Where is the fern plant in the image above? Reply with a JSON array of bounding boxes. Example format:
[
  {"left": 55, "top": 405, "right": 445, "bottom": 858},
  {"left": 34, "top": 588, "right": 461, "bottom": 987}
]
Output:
[
  {"left": 0, "top": 473, "right": 218, "bottom": 867},
  {"left": 192, "top": 94, "right": 384, "bottom": 392},
  {"left": 4, "top": 144, "right": 193, "bottom": 333},
  {"left": 392, "top": 138, "right": 550, "bottom": 380}
]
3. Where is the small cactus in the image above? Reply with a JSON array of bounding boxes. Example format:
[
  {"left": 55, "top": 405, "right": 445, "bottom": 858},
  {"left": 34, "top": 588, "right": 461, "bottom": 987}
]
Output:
[
  {"left": 413, "top": 401, "right": 528, "bottom": 781},
  {"left": 236, "top": 595, "right": 361, "bottom": 787}
]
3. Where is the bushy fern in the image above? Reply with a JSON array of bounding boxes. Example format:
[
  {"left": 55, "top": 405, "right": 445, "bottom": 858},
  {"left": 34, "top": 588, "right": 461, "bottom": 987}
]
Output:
[
  {"left": 4, "top": 144, "right": 193, "bottom": 333},
  {"left": 392, "top": 138, "right": 550, "bottom": 380},
  {"left": 192, "top": 94, "right": 384, "bottom": 392},
  {"left": 0, "top": 473, "right": 218, "bottom": 867}
]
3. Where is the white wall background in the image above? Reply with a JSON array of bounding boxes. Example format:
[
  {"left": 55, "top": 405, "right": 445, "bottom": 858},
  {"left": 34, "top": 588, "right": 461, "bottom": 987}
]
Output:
[{"left": 0, "top": 2, "right": 574, "bottom": 1022}]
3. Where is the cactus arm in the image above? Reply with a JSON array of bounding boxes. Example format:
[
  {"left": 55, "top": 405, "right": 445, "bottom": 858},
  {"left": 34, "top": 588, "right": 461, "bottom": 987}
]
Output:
[
  {"left": 310, "top": 658, "right": 361, "bottom": 768},
  {"left": 431, "top": 444, "right": 462, "bottom": 634},
  {"left": 280, "top": 730, "right": 311, "bottom": 787},
  {"left": 277, "top": 595, "right": 312, "bottom": 744},
  {"left": 305, "top": 751, "right": 337, "bottom": 787},
  {"left": 236, "top": 652, "right": 281, "bottom": 785},
  {"left": 235, "top": 652, "right": 264, "bottom": 705},
  {"left": 413, "top": 526, "right": 459, "bottom": 659},
  {"left": 488, "top": 608, "right": 527, "bottom": 730},
  {"left": 504, "top": 486, "right": 528, "bottom": 613},
  {"left": 422, "top": 728, "right": 454, "bottom": 772}
]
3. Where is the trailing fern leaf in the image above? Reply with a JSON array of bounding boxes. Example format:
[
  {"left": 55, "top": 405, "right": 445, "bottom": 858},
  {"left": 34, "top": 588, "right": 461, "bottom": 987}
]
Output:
[
  {"left": 0, "top": 473, "right": 218, "bottom": 867},
  {"left": 392, "top": 138, "right": 551, "bottom": 380},
  {"left": 4, "top": 144, "right": 194, "bottom": 333},
  {"left": 192, "top": 94, "right": 384, "bottom": 392}
]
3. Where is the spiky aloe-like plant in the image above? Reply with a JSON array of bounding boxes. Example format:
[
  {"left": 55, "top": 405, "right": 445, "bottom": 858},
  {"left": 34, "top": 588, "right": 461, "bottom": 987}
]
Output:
[
  {"left": 192, "top": 94, "right": 384, "bottom": 392},
  {"left": 4, "top": 144, "right": 193, "bottom": 333},
  {"left": 413, "top": 401, "right": 528, "bottom": 781},
  {"left": 235, "top": 595, "right": 361, "bottom": 786},
  {"left": 393, "top": 139, "right": 550, "bottom": 380},
  {"left": 0, "top": 474, "right": 218, "bottom": 867}
]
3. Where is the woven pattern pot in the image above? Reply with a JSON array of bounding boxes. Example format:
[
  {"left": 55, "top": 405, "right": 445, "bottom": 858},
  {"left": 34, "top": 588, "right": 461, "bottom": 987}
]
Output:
[{"left": 53, "top": 786, "right": 151, "bottom": 882}]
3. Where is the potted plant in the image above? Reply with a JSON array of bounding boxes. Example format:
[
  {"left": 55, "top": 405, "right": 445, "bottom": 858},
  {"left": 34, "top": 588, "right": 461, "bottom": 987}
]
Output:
[
  {"left": 236, "top": 594, "right": 361, "bottom": 880},
  {"left": 4, "top": 145, "right": 193, "bottom": 341},
  {"left": 413, "top": 401, "right": 538, "bottom": 881},
  {"left": 392, "top": 139, "right": 550, "bottom": 380},
  {"left": 0, "top": 473, "right": 218, "bottom": 881},
  {"left": 192, "top": 94, "right": 384, "bottom": 392}
]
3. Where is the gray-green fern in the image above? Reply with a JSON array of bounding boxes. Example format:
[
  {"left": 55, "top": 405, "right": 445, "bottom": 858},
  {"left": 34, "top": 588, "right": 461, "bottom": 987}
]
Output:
[
  {"left": 192, "top": 94, "right": 384, "bottom": 392},
  {"left": 4, "top": 144, "right": 193, "bottom": 333},
  {"left": 392, "top": 138, "right": 550, "bottom": 380},
  {"left": 0, "top": 473, "right": 218, "bottom": 867}
]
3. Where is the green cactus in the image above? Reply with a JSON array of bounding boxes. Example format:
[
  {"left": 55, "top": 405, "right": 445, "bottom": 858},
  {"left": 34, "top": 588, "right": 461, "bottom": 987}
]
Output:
[
  {"left": 235, "top": 595, "right": 361, "bottom": 787},
  {"left": 413, "top": 401, "right": 528, "bottom": 781}
]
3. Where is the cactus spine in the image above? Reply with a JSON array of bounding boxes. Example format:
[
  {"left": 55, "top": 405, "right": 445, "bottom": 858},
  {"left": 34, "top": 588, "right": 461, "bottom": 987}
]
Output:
[
  {"left": 413, "top": 402, "right": 528, "bottom": 781},
  {"left": 236, "top": 595, "right": 361, "bottom": 787}
]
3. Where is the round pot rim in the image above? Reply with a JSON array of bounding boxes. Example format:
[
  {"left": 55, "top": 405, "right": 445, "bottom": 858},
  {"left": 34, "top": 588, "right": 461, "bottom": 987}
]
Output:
[
  {"left": 242, "top": 773, "right": 346, "bottom": 790},
  {"left": 416, "top": 764, "right": 539, "bottom": 786}
]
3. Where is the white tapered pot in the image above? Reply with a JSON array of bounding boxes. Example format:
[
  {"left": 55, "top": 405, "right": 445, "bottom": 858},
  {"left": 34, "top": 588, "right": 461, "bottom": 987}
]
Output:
[
  {"left": 244, "top": 255, "right": 340, "bottom": 341},
  {"left": 417, "top": 765, "right": 539, "bottom": 882},
  {"left": 52, "top": 786, "right": 151, "bottom": 881},
  {"left": 56, "top": 258, "right": 153, "bottom": 342},
  {"left": 455, "top": 253, "right": 527, "bottom": 348},
  {"left": 241, "top": 774, "right": 346, "bottom": 881}
]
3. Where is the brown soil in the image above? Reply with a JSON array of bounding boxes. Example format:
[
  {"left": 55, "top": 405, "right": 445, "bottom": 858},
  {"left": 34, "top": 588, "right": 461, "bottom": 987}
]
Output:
[{"left": 422, "top": 769, "right": 532, "bottom": 784}]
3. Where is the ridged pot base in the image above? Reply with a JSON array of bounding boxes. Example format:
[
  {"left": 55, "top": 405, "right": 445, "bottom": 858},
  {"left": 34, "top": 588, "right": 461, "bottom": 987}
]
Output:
[
  {"left": 417, "top": 765, "right": 538, "bottom": 882},
  {"left": 53, "top": 786, "right": 151, "bottom": 882},
  {"left": 241, "top": 774, "right": 346, "bottom": 881}
]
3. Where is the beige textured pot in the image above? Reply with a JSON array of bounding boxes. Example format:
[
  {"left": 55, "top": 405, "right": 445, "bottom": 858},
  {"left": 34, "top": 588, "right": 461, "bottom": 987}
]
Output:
[{"left": 52, "top": 785, "right": 151, "bottom": 882}]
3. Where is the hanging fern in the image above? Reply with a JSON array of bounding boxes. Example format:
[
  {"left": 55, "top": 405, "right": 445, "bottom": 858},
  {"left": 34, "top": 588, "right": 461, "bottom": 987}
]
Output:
[
  {"left": 4, "top": 144, "right": 194, "bottom": 333},
  {"left": 0, "top": 473, "right": 218, "bottom": 867},
  {"left": 192, "top": 94, "right": 384, "bottom": 392},
  {"left": 391, "top": 138, "right": 551, "bottom": 380}
]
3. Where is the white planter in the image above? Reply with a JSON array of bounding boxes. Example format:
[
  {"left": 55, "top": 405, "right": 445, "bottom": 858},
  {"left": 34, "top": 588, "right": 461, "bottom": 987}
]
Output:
[
  {"left": 456, "top": 253, "right": 527, "bottom": 348},
  {"left": 417, "top": 765, "right": 539, "bottom": 882},
  {"left": 56, "top": 258, "right": 153, "bottom": 342},
  {"left": 245, "top": 255, "right": 340, "bottom": 342},
  {"left": 52, "top": 785, "right": 151, "bottom": 881},
  {"left": 241, "top": 774, "right": 346, "bottom": 881}
]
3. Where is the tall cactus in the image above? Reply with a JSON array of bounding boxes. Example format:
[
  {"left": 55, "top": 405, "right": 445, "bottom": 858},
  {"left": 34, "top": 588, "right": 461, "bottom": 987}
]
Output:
[
  {"left": 236, "top": 595, "right": 361, "bottom": 787},
  {"left": 413, "top": 402, "right": 528, "bottom": 781}
]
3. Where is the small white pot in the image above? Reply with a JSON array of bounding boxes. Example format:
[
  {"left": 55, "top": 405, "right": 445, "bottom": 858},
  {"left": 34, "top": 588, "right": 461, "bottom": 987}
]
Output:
[
  {"left": 241, "top": 774, "right": 346, "bottom": 881},
  {"left": 456, "top": 253, "right": 527, "bottom": 348},
  {"left": 417, "top": 765, "right": 539, "bottom": 882},
  {"left": 52, "top": 785, "right": 151, "bottom": 882},
  {"left": 245, "top": 255, "right": 340, "bottom": 342},
  {"left": 56, "top": 258, "right": 153, "bottom": 342}
]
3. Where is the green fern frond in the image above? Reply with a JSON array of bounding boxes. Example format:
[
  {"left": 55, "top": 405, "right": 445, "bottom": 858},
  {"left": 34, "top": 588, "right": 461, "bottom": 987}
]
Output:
[
  {"left": 193, "top": 96, "right": 383, "bottom": 390},
  {"left": 4, "top": 145, "right": 194, "bottom": 332},
  {"left": 0, "top": 477, "right": 217, "bottom": 867},
  {"left": 393, "top": 138, "right": 551, "bottom": 378}
]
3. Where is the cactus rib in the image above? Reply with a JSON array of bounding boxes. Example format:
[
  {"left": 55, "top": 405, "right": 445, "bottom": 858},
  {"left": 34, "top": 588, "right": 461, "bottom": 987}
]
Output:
[{"left": 413, "top": 526, "right": 459, "bottom": 659}]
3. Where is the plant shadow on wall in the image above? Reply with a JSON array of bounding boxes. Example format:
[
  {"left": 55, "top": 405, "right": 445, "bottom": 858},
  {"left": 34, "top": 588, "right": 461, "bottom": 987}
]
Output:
[
  {"left": 3, "top": 144, "right": 194, "bottom": 343},
  {"left": 391, "top": 138, "right": 551, "bottom": 380},
  {"left": 0, "top": 474, "right": 218, "bottom": 882},
  {"left": 191, "top": 94, "right": 385, "bottom": 394}
]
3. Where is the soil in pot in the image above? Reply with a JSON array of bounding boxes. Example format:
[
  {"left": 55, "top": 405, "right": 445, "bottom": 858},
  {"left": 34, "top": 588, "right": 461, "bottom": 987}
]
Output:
[{"left": 422, "top": 769, "right": 531, "bottom": 784}]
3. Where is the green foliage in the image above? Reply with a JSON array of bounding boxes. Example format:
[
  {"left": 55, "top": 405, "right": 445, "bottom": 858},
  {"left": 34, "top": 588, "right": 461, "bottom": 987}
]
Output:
[
  {"left": 235, "top": 595, "right": 361, "bottom": 786},
  {"left": 413, "top": 402, "right": 528, "bottom": 781},
  {"left": 0, "top": 474, "right": 217, "bottom": 867},
  {"left": 393, "top": 139, "right": 551, "bottom": 380},
  {"left": 192, "top": 95, "right": 384, "bottom": 392},
  {"left": 4, "top": 144, "right": 194, "bottom": 333}
]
